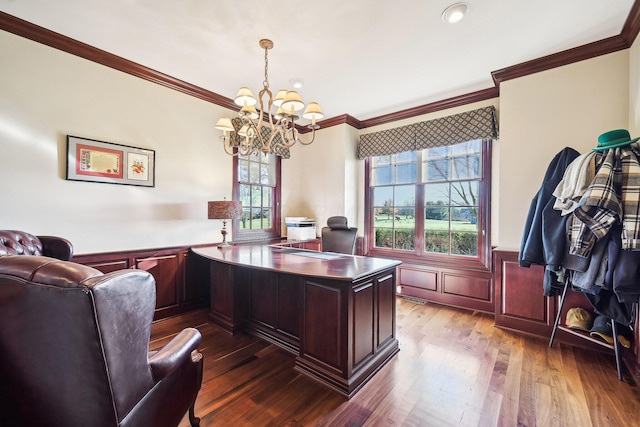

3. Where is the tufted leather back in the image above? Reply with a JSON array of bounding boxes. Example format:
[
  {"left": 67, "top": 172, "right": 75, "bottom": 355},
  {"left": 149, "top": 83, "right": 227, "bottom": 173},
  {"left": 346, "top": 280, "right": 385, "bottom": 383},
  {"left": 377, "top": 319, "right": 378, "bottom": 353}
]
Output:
[
  {"left": 321, "top": 216, "right": 357, "bottom": 255},
  {"left": 0, "top": 230, "right": 73, "bottom": 260},
  {"left": 0, "top": 230, "right": 43, "bottom": 256}
]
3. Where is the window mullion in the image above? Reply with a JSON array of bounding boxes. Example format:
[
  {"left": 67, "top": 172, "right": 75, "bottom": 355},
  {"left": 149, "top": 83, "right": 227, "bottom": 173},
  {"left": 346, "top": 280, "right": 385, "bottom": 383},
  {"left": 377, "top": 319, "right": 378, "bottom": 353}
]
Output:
[{"left": 415, "top": 183, "right": 425, "bottom": 256}]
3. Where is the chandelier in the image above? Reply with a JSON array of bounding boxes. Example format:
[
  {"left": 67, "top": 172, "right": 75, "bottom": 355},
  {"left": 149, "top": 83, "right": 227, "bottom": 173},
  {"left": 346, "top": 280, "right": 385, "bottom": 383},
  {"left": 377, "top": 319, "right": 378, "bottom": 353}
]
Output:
[{"left": 215, "top": 39, "right": 324, "bottom": 157}]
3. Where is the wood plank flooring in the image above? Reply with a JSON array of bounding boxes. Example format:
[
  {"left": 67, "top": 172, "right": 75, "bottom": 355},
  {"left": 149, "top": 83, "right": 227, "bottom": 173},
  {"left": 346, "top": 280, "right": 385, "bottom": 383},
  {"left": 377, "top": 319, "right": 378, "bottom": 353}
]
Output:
[{"left": 150, "top": 299, "right": 640, "bottom": 427}]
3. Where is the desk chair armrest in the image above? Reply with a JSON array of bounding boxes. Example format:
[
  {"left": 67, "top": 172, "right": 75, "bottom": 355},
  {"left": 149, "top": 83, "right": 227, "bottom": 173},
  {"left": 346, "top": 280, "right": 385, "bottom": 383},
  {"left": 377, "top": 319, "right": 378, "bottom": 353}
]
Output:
[{"left": 149, "top": 328, "right": 202, "bottom": 381}]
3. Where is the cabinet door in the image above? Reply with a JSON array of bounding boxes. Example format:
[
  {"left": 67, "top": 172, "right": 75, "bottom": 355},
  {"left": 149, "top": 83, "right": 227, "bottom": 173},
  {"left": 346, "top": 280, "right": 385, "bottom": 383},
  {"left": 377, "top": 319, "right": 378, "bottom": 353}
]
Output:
[
  {"left": 184, "top": 250, "right": 209, "bottom": 303},
  {"left": 247, "top": 271, "right": 302, "bottom": 343},
  {"left": 249, "top": 270, "right": 277, "bottom": 328},
  {"left": 493, "top": 250, "right": 554, "bottom": 336},
  {"left": 136, "top": 254, "right": 180, "bottom": 310},
  {"left": 277, "top": 274, "right": 302, "bottom": 340},
  {"left": 210, "top": 262, "right": 234, "bottom": 321}
]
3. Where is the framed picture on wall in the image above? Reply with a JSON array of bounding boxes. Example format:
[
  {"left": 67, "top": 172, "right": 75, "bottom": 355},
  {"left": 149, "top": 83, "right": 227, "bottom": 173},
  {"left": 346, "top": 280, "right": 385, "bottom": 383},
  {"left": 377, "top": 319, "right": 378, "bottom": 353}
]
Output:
[{"left": 66, "top": 135, "right": 155, "bottom": 187}]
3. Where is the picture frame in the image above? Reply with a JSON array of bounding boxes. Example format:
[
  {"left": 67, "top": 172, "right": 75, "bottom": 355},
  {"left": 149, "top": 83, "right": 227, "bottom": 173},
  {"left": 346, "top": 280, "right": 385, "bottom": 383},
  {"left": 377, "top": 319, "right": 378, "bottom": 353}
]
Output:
[{"left": 66, "top": 135, "right": 155, "bottom": 187}]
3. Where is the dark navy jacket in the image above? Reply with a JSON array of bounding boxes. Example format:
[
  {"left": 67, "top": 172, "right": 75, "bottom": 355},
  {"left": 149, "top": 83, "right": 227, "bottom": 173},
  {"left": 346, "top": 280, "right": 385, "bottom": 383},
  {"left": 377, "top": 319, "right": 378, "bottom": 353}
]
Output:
[{"left": 519, "top": 147, "right": 580, "bottom": 293}]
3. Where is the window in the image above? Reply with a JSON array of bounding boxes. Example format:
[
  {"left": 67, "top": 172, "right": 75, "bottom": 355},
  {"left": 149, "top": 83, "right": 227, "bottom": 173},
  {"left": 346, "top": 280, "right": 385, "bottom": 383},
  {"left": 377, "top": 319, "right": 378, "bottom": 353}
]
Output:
[
  {"left": 367, "top": 139, "right": 490, "bottom": 266},
  {"left": 233, "top": 151, "right": 281, "bottom": 242}
]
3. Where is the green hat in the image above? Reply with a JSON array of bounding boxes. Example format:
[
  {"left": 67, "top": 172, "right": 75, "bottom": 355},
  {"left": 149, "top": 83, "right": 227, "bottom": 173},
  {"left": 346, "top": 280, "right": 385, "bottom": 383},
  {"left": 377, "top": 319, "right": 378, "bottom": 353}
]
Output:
[{"left": 593, "top": 129, "right": 640, "bottom": 151}]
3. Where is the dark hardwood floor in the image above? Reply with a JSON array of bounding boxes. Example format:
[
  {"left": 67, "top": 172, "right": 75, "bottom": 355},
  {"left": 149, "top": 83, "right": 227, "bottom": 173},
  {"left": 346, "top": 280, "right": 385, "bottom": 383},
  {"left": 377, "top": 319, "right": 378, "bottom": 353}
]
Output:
[{"left": 150, "top": 299, "right": 640, "bottom": 427}]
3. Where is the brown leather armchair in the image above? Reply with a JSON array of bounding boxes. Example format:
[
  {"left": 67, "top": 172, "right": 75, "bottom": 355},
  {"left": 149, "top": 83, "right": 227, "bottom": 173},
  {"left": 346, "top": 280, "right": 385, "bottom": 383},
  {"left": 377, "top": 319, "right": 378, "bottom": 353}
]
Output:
[
  {"left": 0, "top": 255, "right": 203, "bottom": 427},
  {"left": 0, "top": 229, "right": 73, "bottom": 260},
  {"left": 321, "top": 216, "right": 357, "bottom": 255}
]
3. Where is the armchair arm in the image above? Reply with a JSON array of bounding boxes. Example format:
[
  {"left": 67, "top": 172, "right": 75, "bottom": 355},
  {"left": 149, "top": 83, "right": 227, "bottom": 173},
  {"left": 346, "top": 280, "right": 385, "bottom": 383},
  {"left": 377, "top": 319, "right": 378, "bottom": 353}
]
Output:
[
  {"left": 38, "top": 235, "right": 74, "bottom": 261},
  {"left": 149, "top": 328, "right": 202, "bottom": 381}
]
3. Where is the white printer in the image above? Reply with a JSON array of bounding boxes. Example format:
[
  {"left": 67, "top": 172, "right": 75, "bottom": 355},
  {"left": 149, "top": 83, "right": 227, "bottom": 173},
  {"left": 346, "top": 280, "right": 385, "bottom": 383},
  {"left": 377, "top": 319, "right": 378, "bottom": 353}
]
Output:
[{"left": 285, "top": 217, "right": 317, "bottom": 241}]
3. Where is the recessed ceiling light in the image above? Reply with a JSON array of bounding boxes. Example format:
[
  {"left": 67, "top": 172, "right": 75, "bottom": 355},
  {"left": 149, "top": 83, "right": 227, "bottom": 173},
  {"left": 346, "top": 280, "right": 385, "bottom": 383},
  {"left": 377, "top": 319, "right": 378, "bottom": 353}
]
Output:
[
  {"left": 289, "top": 78, "right": 304, "bottom": 89},
  {"left": 442, "top": 2, "right": 469, "bottom": 24}
]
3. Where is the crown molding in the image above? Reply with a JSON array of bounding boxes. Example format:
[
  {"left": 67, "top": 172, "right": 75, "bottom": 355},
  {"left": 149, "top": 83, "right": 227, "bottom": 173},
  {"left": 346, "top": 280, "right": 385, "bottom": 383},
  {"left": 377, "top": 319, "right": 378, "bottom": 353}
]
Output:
[
  {"left": 2, "top": 3, "right": 639, "bottom": 131},
  {"left": 0, "top": 11, "right": 237, "bottom": 111},
  {"left": 357, "top": 87, "right": 499, "bottom": 129},
  {"left": 491, "top": 35, "right": 628, "bottom": 85},
  {"left": 622, "top": 0, "right": 640, "bottom": 46}
]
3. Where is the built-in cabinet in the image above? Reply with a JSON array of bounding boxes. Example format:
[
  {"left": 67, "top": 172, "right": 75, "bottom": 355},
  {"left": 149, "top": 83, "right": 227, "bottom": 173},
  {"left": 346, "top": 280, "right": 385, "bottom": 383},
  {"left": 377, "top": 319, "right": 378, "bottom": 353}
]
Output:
[{"left": 74, "top": 246, "right": 210, "bottom": 320}]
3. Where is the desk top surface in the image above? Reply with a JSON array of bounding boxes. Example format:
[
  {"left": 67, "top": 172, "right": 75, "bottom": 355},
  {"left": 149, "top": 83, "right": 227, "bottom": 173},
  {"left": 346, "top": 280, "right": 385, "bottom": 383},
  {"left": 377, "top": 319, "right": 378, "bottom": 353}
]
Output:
[{"left": 192, "top": 244, "right": 402, "bottom": 281}]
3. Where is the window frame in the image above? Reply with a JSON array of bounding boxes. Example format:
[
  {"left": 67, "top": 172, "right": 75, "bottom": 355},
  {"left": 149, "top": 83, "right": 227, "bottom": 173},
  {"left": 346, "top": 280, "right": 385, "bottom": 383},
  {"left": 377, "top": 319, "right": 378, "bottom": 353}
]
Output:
[
  {"left": 232, "top": 151, "right": 282, "bottom": 243},
  {"left": 364, "top": 139, "right": 492, "bottom": 271}
]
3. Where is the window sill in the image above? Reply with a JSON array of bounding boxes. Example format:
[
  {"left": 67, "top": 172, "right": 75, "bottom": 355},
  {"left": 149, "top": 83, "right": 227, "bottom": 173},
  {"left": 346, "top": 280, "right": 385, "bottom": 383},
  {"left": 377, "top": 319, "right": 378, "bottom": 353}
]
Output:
[{"left": 365, "top": 248, "right": 491, "bottom": 273}]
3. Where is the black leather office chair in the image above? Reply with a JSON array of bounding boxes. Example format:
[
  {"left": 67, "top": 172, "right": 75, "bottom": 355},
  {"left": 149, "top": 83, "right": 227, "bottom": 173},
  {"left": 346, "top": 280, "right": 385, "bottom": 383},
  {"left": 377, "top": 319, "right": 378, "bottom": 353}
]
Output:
[{"left": 321, "top": 216, "right": 357, "bottom": 255}]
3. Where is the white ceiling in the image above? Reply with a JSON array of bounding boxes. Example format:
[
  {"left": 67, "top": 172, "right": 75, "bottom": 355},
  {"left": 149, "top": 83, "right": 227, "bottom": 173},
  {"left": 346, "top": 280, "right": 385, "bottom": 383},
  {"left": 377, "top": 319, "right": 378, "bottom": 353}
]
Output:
[{"left": 0, "top": 1, "right": 636, "bottom": 123}]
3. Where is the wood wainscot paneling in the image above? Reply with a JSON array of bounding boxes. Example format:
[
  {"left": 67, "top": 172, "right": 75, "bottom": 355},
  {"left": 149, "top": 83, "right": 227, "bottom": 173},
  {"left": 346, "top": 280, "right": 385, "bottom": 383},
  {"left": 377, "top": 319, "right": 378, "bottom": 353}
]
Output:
[
  {"left": 493, "top": 250, "right": 640, "bottom": 385},
  {"left": 73, "top": 245, "right": 210, "bottom": 321},
  {"left": 493, "top": 250, "right": 604, "bottom": 344},
  {"left": 397, "top": 262, "right": 493, "bottom": 313},
  {"left": 493, "top": 250, "right": 554, "bottom": 336}
]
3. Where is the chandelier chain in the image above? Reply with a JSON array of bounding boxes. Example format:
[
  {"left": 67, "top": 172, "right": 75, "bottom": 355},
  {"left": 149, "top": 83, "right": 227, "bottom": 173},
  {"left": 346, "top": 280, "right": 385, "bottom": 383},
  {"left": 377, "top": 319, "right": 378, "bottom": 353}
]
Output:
[{"left": 263, "top": 46, "right": 269, "bottom": 89}]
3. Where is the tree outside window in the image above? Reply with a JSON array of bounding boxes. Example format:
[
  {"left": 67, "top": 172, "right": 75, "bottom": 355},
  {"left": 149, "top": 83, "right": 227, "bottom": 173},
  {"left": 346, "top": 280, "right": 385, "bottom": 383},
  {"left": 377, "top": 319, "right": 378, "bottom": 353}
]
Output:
[
  {"left": 233, "top": 150, "right": 281, "bottom": 242},
  {"left": 369, "top": 139, "right": 487, "bottom": 261}
]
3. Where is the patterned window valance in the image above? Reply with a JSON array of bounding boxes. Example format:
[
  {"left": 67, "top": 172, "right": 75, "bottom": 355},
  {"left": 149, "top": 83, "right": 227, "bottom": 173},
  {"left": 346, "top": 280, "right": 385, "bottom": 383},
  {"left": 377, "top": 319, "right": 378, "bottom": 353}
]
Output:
[
  {"left": 229, "top": 117, "right": 291, "bottom": 159},
  {"left": 356, "top": 106, "right": 498, "bottom": 159}
]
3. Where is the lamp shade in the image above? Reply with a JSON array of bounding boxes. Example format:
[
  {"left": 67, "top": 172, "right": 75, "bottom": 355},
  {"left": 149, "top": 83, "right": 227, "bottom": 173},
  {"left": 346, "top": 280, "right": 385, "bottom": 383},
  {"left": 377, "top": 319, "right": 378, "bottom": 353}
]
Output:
[
  {"left": 280, "top": 91, "right": 305, "bottom": 113},
  {"left": 273, "top": 90, "right": 288, "bottom": 107},
  {"left": 234, "top": 87, "right": 257, "bottom": 107},
  {"left": 240, "top": 104, "right": 260, "bottom": 119},
  {"left": 302, "top": 102, "right": 324, "bottom": 122},
  {"left": 238, "top": 124, "right": 250, "bottom": 137},
  {"left": 215, "top": 117, "right": 234, "bottom": 132},
  {"left": 208, "top": 201, "right": 243, "bottom": 220}
]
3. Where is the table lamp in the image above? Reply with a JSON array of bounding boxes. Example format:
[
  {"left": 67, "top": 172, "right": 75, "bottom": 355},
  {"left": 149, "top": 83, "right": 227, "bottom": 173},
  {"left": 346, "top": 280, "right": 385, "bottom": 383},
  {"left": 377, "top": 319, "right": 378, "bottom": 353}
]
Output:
[{"left": 208, "top": 199, "right": 243, "bottom": 247}]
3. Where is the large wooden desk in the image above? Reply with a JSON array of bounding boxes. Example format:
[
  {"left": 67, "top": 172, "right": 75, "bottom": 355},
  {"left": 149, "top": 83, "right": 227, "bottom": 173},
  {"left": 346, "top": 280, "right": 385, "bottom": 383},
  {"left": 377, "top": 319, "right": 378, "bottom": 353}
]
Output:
[{"left": 192, "top": 244, "right": 401, "bottom": 398}]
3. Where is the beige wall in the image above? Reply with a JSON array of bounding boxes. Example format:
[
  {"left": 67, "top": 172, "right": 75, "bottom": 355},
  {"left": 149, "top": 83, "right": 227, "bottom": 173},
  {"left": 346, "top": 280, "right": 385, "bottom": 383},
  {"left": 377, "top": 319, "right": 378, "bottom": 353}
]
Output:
[
  {"left": 0, "top": 30, "right": 236, "bottom": 254},
  {"left": 0, "top": 27, "right": 635, "bottom": 255},
  {"left": 281, "top": 122, "right": 360, "bottom": 235},
  {"left": 630, "top": 32, "right": 640, "bottom": 136},
  {"left": 497, "top": 50, "right": 629, "bottom": 251}
]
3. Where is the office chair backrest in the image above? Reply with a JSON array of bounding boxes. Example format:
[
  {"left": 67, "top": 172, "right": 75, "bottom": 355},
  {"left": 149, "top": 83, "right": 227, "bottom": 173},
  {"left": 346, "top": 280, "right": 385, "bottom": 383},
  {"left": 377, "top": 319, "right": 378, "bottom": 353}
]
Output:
[{"left": 321, "top": 216, "right": 357, "bottom": 255}]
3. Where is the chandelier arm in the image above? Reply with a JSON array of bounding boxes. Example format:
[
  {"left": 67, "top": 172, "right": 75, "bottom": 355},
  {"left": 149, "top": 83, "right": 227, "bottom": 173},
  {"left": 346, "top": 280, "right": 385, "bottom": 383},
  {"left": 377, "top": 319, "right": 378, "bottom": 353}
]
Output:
[
  {"left": 295, "top": 129, "right": 317, "bottom": 145},
  {"left": 238, "top": 143, "right": 251, "bottom": 156},
  {"left": 264, "top": 127, "right": 282, "bottom": 152},
  {"left": 222, "top": 137, "right": 240, "bottom": 156},
  {"left": 243, "top": 115, "right": 267, "bottom": 153},
  {"left": 272, "top": 116, "right": 297, "bottom": 149}
]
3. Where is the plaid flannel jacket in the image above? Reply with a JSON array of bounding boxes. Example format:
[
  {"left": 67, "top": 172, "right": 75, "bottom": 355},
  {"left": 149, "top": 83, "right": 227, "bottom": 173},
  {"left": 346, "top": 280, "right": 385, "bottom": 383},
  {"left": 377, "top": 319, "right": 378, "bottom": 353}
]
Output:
[{"left": 571, "top": 144, "right": 640, "bottom": 257}]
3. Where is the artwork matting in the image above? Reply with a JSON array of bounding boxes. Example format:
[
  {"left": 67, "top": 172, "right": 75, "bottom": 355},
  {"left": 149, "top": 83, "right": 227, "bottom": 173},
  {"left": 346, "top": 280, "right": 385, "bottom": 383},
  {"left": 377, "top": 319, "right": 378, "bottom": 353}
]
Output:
[{"left": 66, "top": 135, "right": 155, "bottom": 187}]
